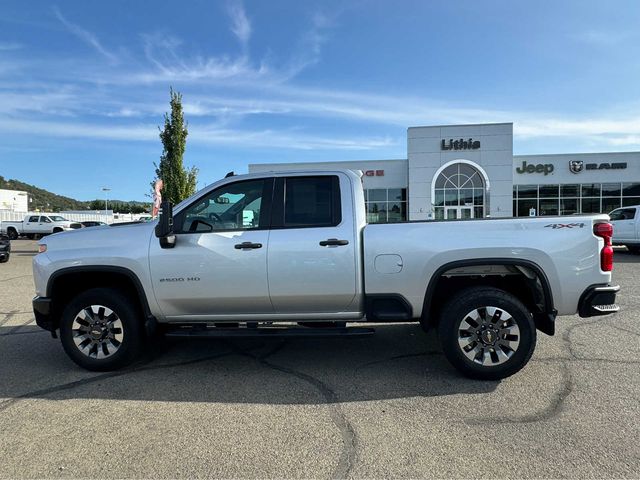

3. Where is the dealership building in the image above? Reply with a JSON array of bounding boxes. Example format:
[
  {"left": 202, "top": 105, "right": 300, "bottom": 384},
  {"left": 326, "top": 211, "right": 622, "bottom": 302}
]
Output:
[{"left": 249, "top": 122, "right": 640, "bottom": 223}]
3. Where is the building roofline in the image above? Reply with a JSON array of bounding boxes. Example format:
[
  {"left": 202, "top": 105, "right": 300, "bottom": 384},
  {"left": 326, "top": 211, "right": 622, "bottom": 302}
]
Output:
[
  {"left": 407, "top": 122, "right": 513, "bottom": 129},
  {"left": 248, "top": 159, "right": 407, "bottom": 168},
  {"left": 514, "top": 151, "right": 640, "bottom": 158}
]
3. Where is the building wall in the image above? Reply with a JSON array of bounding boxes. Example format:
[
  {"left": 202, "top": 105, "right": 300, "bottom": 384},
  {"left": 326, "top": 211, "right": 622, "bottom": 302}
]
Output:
[
  {"left": 513, "top": 151, "right": 640, "bottom": 185},
  {"left": 0, "top": 189, "right": 28, "bottom": 212},
  {"left": 247, "top": 124, "right": 640, "bottom": 221},
  {"left": 249, "top": 159, "right": 408, "bottom": 190},
  {"left": 407, "top": 123, "right": 513, "bottom": 220}
]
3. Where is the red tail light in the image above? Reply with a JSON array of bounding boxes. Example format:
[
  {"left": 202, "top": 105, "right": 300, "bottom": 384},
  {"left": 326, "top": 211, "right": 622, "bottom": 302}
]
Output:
[{"left": 594, "top": 222, "right": 614, "bottom": 271}]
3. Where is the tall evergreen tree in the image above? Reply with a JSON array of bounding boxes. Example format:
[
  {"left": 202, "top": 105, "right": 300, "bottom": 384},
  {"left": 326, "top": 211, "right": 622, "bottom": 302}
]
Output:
[{"left": 153, "top": 88, "right": 198, "bottom": 204}]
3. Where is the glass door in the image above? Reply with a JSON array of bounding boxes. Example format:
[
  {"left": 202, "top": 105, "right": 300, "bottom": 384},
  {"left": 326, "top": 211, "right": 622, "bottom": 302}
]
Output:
[{"left": 444, "top": 207, "right": 474, "bottom": 220}]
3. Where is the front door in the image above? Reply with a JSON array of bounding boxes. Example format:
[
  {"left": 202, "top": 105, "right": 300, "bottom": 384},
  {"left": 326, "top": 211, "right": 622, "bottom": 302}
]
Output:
[
  {"left": 445, "top": 207, "right": 473, "bottom": 220},
  {"left": 149, "top": 178, "right": 274, "bottom": 320}
]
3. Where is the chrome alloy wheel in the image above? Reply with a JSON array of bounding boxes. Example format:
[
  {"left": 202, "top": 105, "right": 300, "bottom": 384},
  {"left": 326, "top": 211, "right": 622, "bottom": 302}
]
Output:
[
  {"left": 457, "top": 306, "right": 521, "bottom": 366},
  {"left": 72, "top": 305, "right": 124, "bottom": 359}
]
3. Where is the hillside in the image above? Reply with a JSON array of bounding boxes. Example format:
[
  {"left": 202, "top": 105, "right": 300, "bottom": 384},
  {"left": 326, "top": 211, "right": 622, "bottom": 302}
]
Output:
[
  {"left": 0, "top": 175, "right": 85, "bottom": 211},
  {"left": 0, "top": 175, "right": 150, "bottom": 213}
]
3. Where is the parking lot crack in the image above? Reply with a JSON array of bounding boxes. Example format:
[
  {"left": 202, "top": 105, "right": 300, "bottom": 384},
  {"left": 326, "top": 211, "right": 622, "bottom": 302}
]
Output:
[
  {"left": 356, "top": 351, "right": 440, "bottom": 370},
  {"left": 0, "top": 310, "right": 19, "bottom": 327},
  {"left": 232, "top": 341, "right": 358, "bottom": 479},
  {"left": 0, "top": 349, "right": 236, "bottom": 413}
]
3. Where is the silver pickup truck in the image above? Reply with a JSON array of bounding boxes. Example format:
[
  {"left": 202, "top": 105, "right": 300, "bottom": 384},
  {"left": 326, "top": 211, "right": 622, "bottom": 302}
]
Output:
[{"left": 32, "top": 169, "right": 619, "bottom": 379}]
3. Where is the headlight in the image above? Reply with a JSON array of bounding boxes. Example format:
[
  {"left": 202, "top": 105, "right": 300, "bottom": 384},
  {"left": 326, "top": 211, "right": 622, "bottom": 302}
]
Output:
[{"left": 38, "top": 244, "right": 47, "bottom": 253}]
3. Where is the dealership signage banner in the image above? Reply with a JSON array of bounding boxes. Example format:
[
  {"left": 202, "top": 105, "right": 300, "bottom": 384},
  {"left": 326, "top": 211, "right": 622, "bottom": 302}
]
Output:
[
  {"left": 441, "top": 138, "right": 480, "bottom": 151},
  {"left": 516, "top": 160, "right": 628, "bottom": 175},
  {"left": 568, "top": 161, "right": 627, "bottom": 174}
]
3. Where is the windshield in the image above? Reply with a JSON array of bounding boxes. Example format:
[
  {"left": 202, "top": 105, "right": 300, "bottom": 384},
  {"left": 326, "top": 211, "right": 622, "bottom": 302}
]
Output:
[{"left": 49, "top": 216, "right": 68, "bottom": 222}]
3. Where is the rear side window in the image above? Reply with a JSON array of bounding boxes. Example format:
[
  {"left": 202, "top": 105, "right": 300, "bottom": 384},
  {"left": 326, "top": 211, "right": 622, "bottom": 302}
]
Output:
[
  {"left": 28, "top": 216, "right": 39, "bottom": 222},
  {"left": 283, "top": 176, "right": 341, "bottom": 228}
]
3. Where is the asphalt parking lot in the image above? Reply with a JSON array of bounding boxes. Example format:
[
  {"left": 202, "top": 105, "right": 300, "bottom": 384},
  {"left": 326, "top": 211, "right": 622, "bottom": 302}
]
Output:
[{"left": 0, "top": 240, "right": 639, "bottom": 479}]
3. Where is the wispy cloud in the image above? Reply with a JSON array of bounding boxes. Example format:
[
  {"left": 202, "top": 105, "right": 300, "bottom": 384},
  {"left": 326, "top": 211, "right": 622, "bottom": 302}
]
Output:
[
  {"left": 226, "top": 0, "right": 251, "bottom": 51},
  {"left": 569, "top": 29, "right": 634, "bottom": 47},
  {"left": 0, "top": 115, "right": 396, "bottom": 151},
  {"left": 0, "top": 41, "right": 23, "bottom": 51},
  {"left": 52, "top": 6, "right": 118, "bottom": 64}
]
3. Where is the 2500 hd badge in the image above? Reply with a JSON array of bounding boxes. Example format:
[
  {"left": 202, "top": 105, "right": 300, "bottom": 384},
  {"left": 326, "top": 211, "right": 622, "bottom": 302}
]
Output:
[{"left": 159, "top": 277, "right": 200, "bottom": 282}]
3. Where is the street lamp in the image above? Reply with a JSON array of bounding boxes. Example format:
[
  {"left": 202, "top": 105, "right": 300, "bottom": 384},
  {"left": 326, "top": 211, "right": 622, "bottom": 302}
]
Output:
[{"left": 101, "top": 187, "right": 111, "bottom": 216}]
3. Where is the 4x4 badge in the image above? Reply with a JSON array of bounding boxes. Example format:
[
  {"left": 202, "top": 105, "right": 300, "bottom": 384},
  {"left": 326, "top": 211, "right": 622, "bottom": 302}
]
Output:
[{"left": 544, "top": 223, "right": 585, "bottom": 229}]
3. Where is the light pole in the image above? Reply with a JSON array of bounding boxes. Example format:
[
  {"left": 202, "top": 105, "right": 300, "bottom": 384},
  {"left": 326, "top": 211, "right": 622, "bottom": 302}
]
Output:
[{"left": 101, "top": 187, "right": 111, "bottom": 216}]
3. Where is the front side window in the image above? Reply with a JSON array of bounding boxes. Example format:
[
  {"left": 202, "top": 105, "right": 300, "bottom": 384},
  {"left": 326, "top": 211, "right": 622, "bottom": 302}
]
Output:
[
  {"left": 610, "top": 208, "right": 636, "bottom": 220},
  {"left": 40, "top": 216, "right": 52, "bottom": 223},
  {"left": 177, "top": 179, "right": 269, "bottom": 233}
]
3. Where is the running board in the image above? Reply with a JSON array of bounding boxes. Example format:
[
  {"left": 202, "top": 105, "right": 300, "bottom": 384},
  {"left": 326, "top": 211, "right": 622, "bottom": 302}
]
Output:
[{"left": 164, "top": 326, "right": 376, "bottom": 338}]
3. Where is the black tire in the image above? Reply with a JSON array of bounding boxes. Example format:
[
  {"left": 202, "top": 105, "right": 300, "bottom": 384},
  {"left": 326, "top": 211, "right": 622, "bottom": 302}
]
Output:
[
  {"left": 53, "top": 227, "right": 63, "bottom": 234},
  {"left": 60, "top": 288, "right": 142, "bottom": 371},
  {"left": 438, "top": 287, "right": 536, "bottom": 380},
  {"left": 626, "top": 245, "right": 640, "bottom": 254},
  {"left": 0, "top": 254, "right": 8, "bottom": 263},
  {"left": 7, "top": 228, "right": 18, "bottom": 240}
]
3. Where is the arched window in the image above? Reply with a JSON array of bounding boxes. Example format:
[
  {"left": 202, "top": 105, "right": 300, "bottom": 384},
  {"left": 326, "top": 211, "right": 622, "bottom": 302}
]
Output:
[{"left": 433, "top": 162, "right": 485, "bottom": 220}]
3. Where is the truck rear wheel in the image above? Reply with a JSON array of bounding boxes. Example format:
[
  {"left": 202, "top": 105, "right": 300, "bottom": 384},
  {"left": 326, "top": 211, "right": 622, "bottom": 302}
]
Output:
[
  {"left": 438, "top": 287, "right": 536, "bottom": 380},
  {"left": 7, "top": 228, "right": 18, "bottom": 240},
  {"left": 59, "top": 288, "right": 142, "bottom": 371}
]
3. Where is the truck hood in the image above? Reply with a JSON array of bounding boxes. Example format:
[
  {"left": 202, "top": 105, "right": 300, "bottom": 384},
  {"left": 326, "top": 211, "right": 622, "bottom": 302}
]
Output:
[{"left": 39, "top": 221, "right": 156, "bottom": 253}]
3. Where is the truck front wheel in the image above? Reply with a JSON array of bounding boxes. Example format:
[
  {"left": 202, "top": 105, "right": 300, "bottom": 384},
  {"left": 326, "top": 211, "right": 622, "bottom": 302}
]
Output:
[
  {"left": 60, "top": 288, "right": 142, "bottom": 371},
  {"left": 438, "top": 287, "right": 536, "bottom": 380}
]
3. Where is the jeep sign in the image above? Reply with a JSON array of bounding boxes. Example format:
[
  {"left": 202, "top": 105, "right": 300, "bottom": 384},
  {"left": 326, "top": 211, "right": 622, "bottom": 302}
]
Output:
[{"left": 516, "top": 161, "right": 554, "bottom": 175}]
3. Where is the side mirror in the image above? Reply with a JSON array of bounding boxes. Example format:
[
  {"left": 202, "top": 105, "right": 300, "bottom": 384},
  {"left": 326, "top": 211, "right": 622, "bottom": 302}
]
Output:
[{"left": 155, "top": 201, "right": 176, "bottom": 249}]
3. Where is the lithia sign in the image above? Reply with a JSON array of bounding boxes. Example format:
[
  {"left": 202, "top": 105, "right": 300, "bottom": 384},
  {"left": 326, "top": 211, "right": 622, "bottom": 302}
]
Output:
[{"left": 516, "top": 160, "right": 628, "bottom": 175}]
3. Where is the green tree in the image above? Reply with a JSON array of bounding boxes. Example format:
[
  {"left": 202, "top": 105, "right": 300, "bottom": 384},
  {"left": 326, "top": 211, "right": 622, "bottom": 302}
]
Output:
[{"left": 153, "top": 88, "right": 198, "bottom": 204}]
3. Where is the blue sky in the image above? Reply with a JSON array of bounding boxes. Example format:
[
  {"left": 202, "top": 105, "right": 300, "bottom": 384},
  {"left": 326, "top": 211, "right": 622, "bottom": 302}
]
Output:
[{"left": 1, "top": 0, "right": 640, "bottom": 201}]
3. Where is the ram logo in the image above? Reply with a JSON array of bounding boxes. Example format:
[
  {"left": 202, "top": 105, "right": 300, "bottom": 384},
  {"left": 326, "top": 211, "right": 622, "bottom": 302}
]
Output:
[{"left": 569, "top": 160, "right": 584, "bottom": 174}]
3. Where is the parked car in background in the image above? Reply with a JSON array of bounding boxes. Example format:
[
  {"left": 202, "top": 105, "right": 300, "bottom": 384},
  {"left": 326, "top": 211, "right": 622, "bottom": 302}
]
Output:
[
  {"left": 1, "top": 215, "right": 82, "bottom": 240},
  {"left": 80, "top": 221, "right": 107, "bottom": 228},
  {"left": 0, "top": 233, "right": 10, "bottom": 263},
  {"left": 609, "top": 205, "right": 640, "bottom": 253}
]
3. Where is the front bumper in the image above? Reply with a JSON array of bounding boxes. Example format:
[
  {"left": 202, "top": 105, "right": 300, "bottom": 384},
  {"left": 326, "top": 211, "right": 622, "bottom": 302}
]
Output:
[
  {"left": 32, "top": 296, "right": 56, "bottom": 332},
  {"left": 578, "top": 285, "right": 620, "bottom": 317}
]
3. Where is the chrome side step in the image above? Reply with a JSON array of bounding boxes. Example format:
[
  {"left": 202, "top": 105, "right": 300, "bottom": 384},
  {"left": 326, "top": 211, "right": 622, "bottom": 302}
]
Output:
[{"left": 164, "top": 326, "right": 375, "bottom": 338}]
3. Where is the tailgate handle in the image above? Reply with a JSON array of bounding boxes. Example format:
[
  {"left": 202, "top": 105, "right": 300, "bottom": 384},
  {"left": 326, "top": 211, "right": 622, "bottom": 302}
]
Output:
[
  {"left": 234, "top": 242, "right": 262, "bottom": 250},
  {"left": 319, "top": 238, "right": 349, "bottom": 247}
]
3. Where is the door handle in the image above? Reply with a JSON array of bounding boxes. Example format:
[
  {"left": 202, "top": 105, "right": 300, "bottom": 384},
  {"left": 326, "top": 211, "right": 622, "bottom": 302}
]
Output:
[
  {"left": 234, "top": 242, "right": 262, "bottom": 250},
  {"left": 319, "top": 238, "right": 349, "bottom": 247}
]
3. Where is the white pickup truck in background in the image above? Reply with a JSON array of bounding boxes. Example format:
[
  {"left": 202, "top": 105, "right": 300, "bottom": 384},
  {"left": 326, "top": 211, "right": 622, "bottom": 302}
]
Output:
[
  {"left": 1, "top": 214, "right": 82, "bottom": 239},
  {"left": 31, "top": 169, "right": 620, "bottom": 380},
  {"left": 609, "top": 205, "right": 640, "bottom": 253}
]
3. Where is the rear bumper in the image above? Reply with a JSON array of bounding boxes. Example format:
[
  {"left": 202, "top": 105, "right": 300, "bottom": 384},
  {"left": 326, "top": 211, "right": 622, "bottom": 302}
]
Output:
[
  {"left": 32, "top": 296, "right": 56, "bottom": 331},
  {"left": 578, "top": 285, "right": 620, "bottom": 317}
]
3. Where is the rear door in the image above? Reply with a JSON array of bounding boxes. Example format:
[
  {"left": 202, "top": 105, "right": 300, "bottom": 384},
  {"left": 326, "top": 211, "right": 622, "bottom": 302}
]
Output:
[
  {"left": 24, "top": 215, "right": 39, "bottom": 233},
  {"left": 267, "top": 174, "right": 359, "bottom": 314}
]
